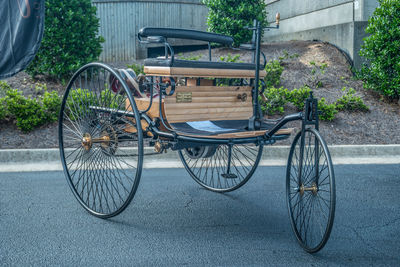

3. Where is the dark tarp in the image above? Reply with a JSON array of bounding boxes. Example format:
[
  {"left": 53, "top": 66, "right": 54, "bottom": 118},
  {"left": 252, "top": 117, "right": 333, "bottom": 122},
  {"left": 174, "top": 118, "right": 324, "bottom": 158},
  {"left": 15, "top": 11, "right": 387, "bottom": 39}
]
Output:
[{"left": 0, "top": 0, "right": 45, "bottom": 79}]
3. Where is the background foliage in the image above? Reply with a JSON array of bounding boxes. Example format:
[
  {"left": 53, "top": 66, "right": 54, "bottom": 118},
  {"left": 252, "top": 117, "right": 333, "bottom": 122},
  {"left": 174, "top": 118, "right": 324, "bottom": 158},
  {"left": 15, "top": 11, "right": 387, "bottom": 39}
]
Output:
[
  {"left": 359, "top": 0, "right": 400, "bottom": 99},
  {"left": 202, "top": 0, "right": 268, "bottom": 46},
  {"left": 27, "top": 0, "right": 104, "bottom": 80}
]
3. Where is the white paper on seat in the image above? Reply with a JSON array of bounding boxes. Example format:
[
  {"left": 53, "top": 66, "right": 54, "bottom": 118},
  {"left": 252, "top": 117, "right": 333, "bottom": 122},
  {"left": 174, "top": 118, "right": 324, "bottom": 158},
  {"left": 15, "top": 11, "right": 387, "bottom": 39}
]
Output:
[{"left": 186, "top": 121, "right": 235, "bottom": 133}]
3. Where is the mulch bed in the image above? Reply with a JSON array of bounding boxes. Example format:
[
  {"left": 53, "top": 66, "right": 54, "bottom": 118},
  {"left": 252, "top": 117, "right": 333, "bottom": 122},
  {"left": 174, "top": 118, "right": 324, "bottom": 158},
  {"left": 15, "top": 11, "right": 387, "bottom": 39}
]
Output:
[{"left": 1, "top": 40, "right": 399, "bottom": 149}]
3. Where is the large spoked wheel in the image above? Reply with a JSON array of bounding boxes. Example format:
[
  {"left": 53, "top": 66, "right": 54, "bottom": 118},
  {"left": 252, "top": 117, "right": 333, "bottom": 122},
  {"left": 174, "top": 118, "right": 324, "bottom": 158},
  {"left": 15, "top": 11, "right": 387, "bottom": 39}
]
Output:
[
  {"left": 286, "top": 128, "right": 335, "bottom": 253},
  {"left": 179, "top": 143, "right": 263, "bottom": 192},
  {"left": 59, "top": 62, "right": 143, "bottom": 218}
]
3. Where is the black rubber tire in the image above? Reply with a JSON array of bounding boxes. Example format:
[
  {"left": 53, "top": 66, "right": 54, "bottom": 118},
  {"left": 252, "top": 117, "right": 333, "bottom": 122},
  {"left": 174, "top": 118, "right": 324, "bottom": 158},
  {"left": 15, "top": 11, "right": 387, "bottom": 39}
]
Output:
[
  {"left": 59, "top": 62, "right": 143, "bottom": 218},
  {"left": 179, "top": 143, "right": 263, "bottom": 192},
  {"left": 286, "top": 128, "right": 336, "bottom": 253}
]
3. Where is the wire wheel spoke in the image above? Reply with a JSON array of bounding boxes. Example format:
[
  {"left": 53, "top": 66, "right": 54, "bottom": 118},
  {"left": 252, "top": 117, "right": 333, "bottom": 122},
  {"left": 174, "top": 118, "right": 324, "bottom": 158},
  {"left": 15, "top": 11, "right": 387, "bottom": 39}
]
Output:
[
  {"left": 179, "top": 143, "right": 263, "bottom": 192},
  {"left": 286, "top": 128, "right": 336, "bottom": 253},
  {"left": 59, "top": 63, "right": 143, "bottom": 218}
]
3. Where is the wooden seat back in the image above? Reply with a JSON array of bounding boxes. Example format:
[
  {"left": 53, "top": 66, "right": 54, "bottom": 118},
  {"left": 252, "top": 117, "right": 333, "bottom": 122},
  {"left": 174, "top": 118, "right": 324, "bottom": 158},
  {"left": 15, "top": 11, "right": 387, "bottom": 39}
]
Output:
[{"left": 164, "top": 85, "right": 253, "bottom": 123}]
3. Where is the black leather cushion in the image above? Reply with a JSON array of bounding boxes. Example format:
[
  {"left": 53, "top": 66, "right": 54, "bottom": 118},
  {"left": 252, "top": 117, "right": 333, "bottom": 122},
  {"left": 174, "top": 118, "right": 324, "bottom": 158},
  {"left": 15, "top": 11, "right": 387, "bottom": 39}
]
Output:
[
  {"left": 139, "top": 27, "right": 234, "bottom": 46},
  {"left": 144, "top": 58, "right": 256, "bottom": 70}
]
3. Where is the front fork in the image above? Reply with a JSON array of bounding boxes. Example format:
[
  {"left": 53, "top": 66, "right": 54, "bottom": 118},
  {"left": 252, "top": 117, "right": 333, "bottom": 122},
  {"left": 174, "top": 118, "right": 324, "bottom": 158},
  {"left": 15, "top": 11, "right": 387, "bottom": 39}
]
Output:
[{"left": 298, "top": 92, "right": 320, "bottom": 191}]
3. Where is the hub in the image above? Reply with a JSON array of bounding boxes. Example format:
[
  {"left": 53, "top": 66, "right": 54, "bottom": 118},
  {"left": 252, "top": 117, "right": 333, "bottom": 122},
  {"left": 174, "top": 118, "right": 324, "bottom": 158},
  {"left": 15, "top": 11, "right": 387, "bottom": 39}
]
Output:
[
  {"left": 81, "top": 131, "right": 114, "bottom": 152},
  {"left": 299, "top": 182, "right": 318, "bottom": 196}
]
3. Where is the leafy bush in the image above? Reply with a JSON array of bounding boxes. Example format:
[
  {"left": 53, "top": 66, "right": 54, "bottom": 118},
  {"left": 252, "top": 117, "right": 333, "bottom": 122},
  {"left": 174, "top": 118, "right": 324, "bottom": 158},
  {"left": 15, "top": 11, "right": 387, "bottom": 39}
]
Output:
[
  {"left": 5, "top": 90, "right": 47, "bottom": 132},
  {"left": 359, "top": 0, "right": 400, "bottom": 99},
  {"left": 203, "top": 0, "right": 268, "bottom": 46},
  {"left": 260, "top": 85, "right": 340, "bottom": 120},
  {"left": 0, "top": 81, "right": 61, "bottom": 132},
  {"left": 66, "top": 88, "right": 122, "bottom": 121},
  {"left": 264, "top": 60, "right": 284, "bottom": 88},
  {"left": 27, "top": 0, "right": 104, "bottom": 80},
  {"left": 260, "top": 87, "right": 288, "bottom": 115},
  {"left": 219, "top": 54, "right": 242, "bottom": 63},
  {"left": 336, "top": 87, "right": 369, "bottom": 112},
  {"left": 0, "top": 81, "right": 12, "bottom": 98},
  {"left": 42, "top": 91, "right": 62, "bottom": 122},
  {"left": 217, "top": 54, "right": 242, "bottom": 86},
  {"left": 66, "top": 88, "right": 97, "bottom": 121},
  {"left": 126, "top": 63, "right": 145, "bottom": 75},
  {"left": 0, "top": 82, "right": 12, "bottom": 120},
  {"left": 287, "top": 86, "right": 312, "bottom": 110},
  {"left": 318, "top": 98, "right": 337, "bottom": 121},
  {"left": 308, "top": 61, "right": 328, "bottom": 88},
  {"left": 0, "top": 98, "right": 7, "bottom": 121},
  {"left": 178, "top": 54, "right": 202, "bottom": 61},
  {"left": 278, "top": 50, "right": 300, "bottom": 61}
]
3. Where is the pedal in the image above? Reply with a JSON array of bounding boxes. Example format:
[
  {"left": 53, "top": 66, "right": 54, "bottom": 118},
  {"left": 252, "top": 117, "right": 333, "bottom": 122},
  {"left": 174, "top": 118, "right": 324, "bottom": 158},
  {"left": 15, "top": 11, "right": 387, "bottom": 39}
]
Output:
[{"left": 221, "top": 173, "right": 237, "bottom": 179}]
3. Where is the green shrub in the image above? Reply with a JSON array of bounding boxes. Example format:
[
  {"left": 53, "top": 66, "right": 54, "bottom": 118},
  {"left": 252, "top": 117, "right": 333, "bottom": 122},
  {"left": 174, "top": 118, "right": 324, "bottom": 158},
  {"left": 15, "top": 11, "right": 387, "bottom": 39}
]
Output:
[
  {"left": 66, "top": 88, "right": 122, "bottom": 121},
  {"left": 336, "top": 87, "right": 369, "bottom": 112},
  {"left": 219, "top": 54, "right": 242, "bottom": 63},
  {"left": 126, "top": 63, "right": 145, "bottom": 75},
  {"left": 0, "top": 81, "right": 12, "bottom": 98},
  {"left": 203, "top": 0, "right": 268, "bottom": 46},
  {"left": 260, "top": 87, "right": 288, "bottom": 115},
  {"left": 308, "top": 61, "right": 328, "bottom": 88},
  {"left": 5, "top": 90, "right": 46, "bottom": 132},
  {"left": 264, "top": 60, "right": 284, "bottom": 88},
  {"left": 359, "top": 0, "right": 400, "bottom": 99},
  {"left": 0, "top": 81, "right": 12, "bottom": 120},
  {"left": 34, "top": 83, "right": 48, "bottom": 95},
  {"left": 66, "top": 88, "right": 97, "bottom": 121},
  {"left": 278, "top": 50, "right": 300, "bottom": 61},
  {"left": 287, "top": 86, "right": 312, "bottom": 110},
  {"left": 42, "top": 91, "right": 62, "bottom": 122},
  {"left": 178, "top": 54, "right": 202, "bottom": 61},
  {"left": 217, "top": 54, "right": 242, "bottom": 86},
  {"left": 27, "top": 0, "right": 104, "bottom": 80},
  {"left": 0, "top": 98, "right": 7, "bottom": 121},
  {"left": 318, "top": 98, "right": 337, "bottom": 121},
  {"left": 0, "top": 82, "right": 62, "bottom": 131}
]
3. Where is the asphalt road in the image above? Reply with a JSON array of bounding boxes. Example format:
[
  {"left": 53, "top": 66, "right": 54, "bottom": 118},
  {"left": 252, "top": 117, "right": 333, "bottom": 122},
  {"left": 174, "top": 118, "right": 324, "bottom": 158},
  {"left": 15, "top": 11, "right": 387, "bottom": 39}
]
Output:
[{"left": 1, "top": 165, "right": 399, "bottom": 266}]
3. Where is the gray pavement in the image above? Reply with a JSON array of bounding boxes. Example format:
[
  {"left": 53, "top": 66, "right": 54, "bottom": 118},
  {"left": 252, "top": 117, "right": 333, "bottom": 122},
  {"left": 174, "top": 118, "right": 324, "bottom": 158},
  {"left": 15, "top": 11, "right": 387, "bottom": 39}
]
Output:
[{"left": 1, "top": 165, "right": 400, "bottom": 266}]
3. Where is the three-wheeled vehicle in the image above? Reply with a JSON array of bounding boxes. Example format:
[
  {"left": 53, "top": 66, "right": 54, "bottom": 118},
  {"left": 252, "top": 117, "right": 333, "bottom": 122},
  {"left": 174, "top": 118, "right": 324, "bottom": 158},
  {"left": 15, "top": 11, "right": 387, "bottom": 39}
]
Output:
[{"left": 59, "top": 17, "right": 335, "bottom": 253}]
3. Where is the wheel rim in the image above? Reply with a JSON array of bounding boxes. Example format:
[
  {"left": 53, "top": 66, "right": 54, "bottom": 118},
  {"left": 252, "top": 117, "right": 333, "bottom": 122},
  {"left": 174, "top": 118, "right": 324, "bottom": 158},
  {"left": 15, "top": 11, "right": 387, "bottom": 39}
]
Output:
[
  {"left": 179, "top": 143, "right": 263, "bottom": 192},
  {"left": 59, "top": 63, "right": 143, "bottom": 218},
  {"left": 286, "top": 128, "right": 335, "bottom": 253}
]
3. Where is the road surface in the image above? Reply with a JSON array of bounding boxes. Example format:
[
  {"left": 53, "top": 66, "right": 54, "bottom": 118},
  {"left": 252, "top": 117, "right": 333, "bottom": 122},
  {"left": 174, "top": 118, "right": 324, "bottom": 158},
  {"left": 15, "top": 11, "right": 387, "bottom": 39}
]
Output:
[{"left": 1, "top": 165, "right": 399, "bottom": 266}]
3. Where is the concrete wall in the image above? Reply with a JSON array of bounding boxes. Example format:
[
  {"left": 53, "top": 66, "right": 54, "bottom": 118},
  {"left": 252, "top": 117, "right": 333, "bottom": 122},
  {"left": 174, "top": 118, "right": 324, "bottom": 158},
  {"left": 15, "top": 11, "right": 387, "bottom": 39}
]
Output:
[
  {"left": 92, "top": 0, "right": 208, "bottom": 62},
  {"left": 264, "top": 0, "right": 379, "bottom": 69}
]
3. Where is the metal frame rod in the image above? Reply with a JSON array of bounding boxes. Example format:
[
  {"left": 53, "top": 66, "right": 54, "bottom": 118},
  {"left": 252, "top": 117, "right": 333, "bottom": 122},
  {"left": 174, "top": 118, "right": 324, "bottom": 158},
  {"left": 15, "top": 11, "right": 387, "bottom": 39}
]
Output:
[
  {"left": 265, "top": 112, "right": 303, "bottom": 138},
  {"left": 253, "top": 21, "right": 261, "bottom": 123}
]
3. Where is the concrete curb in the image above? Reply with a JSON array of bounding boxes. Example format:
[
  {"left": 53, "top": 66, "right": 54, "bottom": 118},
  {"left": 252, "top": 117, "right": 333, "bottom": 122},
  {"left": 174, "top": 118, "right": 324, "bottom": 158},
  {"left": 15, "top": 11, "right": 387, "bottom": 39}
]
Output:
[{"left": 0, "top": 145, "right": 399, "bottom": 172}]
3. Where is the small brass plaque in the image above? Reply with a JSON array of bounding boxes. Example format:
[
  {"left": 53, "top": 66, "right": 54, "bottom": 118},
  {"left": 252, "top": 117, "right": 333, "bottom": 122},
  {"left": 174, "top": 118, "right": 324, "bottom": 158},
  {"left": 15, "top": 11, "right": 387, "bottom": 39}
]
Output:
[{"left": 176, "top": 92, "right": 192, "bottom": 103}]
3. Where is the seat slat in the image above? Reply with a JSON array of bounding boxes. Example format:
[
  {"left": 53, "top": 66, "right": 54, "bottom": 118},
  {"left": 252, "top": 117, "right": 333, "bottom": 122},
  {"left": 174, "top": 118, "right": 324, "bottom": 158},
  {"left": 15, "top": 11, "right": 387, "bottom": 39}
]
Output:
[
  {"left": 165, "top": 101, "right": 252, "bottom": 109},
  {"left": 176, "top": 86, "right": 251, "bottom": 92},
  {"left": 164, "top": 85, "right": 253, "bottom": 122},
  {"left": 166, "top": 107, "right": 253, "bottom": 115},
  {"left": 144, "top": 66, "right": 266, "bottom": 78},
  {"left": 165, "top": 96, "right": 248, "bottom": 103},
  {"left": 168, "top": 113, "right": 251, "bottom": 123}
]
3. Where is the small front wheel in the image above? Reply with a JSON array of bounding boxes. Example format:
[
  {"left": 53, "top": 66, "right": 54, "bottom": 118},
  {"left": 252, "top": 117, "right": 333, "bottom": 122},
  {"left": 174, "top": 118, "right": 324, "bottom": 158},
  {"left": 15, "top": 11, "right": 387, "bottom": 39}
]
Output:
[{"left": 286, "top": 128, "right": 335, "bottom": 253}]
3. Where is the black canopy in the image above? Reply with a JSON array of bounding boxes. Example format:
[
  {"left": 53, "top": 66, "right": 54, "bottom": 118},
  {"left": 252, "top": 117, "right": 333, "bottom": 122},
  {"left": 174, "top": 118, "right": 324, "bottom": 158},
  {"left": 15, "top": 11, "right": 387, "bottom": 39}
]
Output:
[{"left": 0, "top": 0, "right": 45, "bottom": 79}]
